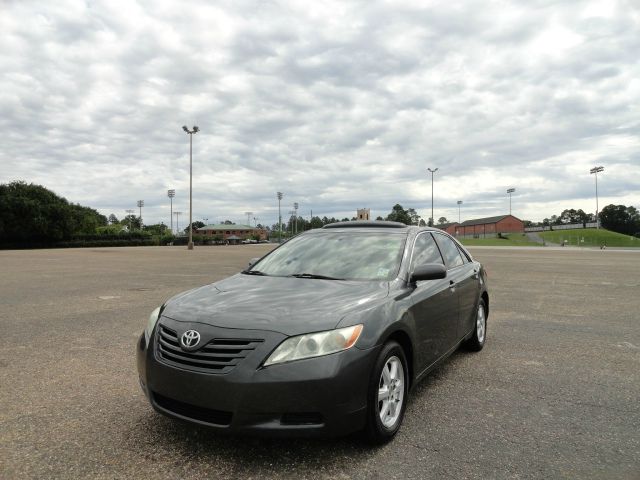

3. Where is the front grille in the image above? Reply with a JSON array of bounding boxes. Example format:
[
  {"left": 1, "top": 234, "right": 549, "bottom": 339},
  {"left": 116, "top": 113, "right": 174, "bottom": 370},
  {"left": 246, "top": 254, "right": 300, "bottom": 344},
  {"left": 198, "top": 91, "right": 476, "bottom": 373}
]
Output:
[
  {"left": 156, "top": 325, "right": 263, "bottom": 374},
  {"left": 153, "top": 392, "right": 232, "bottom": 426}
]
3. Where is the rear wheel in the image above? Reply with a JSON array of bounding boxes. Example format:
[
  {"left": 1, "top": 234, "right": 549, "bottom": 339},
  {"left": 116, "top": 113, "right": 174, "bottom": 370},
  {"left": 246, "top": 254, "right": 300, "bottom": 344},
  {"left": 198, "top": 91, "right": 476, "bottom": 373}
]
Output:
[
  {"left": 465, "top": 298, "right": 487, "bottom": 351},
  {"left": 365, "top": 341, "right": 408, "bottom": 444}
]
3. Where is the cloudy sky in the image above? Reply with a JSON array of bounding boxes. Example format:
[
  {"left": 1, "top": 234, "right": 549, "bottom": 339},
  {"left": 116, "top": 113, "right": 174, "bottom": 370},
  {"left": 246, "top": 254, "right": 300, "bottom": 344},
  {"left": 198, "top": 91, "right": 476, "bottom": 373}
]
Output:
[{"left": 2, "top": 0, "right": 639, "bottom": 229}]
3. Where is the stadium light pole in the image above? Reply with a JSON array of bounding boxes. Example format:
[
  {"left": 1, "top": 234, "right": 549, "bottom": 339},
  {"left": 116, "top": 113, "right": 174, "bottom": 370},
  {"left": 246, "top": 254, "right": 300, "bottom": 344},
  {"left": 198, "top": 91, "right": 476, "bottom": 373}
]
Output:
[
  {"left": 507, "top": 188, "right": 515, "bottom": 215},
  {"left": 277, "top": 192, "right": 283, "bottom": 243},
  {"left": 457, "top": 200, "right": 463, "bottom": 223},
  {"left": 293, "top": 202, "right": 299, "bottom": 234},
  {"left": 245, "top": 211, "right": 253, "bottom": 226},
  {"left": 137, "top": 200, "right": 144, "bottom": 229},
  {"left": 182, "top": 125, "right": 199, "bottom": 250},
  {"left": 590, "top": 166, "right": 604, "bottom": 229},
  {"left": 174, "top": 211, "right": 183, "bottom": 234},
  {"left": 289, "top": 210, "right": 296, "bottom": 236},
  {"left": 125, "top": 209, "right": 135, "bottom": 231},
  {"left": 167, "top": 189, "right": 175, "bottom": 234},
  {"left": 427, "top": 168, "right": 438, "bottom": 227}
]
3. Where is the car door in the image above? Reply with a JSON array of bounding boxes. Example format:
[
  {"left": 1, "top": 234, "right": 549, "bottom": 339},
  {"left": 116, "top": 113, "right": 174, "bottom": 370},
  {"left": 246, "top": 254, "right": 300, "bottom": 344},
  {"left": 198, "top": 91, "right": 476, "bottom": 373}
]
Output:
[
  {"left": 434, "top": 233, "right": 478, "bottom": 341},
  {"left": 406, "top": 232, "right": 457, "bottom": 371}
]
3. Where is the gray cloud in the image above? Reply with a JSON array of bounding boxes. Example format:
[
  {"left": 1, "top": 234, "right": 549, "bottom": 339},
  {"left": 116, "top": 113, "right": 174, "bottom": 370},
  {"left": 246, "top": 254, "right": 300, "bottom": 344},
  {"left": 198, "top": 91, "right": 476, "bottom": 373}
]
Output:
[{"left": 1, "top": 0, "right": 638, "bottom": 228}]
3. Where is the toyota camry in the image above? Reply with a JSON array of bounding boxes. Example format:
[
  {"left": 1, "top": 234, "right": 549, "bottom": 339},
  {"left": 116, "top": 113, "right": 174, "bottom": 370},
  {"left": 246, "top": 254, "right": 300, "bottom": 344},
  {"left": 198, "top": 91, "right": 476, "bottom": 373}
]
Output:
[{"left": 136, "top": 221, "right": 489, "bottom": 443}]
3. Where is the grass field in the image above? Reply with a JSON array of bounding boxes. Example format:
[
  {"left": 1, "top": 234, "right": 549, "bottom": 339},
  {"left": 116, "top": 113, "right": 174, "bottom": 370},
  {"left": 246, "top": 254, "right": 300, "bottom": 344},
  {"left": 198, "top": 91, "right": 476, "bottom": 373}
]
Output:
[
  {"left": 539, "top": 228, "right": 640, "bottom": 247},
  {"left": 459, "top": 234, "right": 540, "bottom": 247}
]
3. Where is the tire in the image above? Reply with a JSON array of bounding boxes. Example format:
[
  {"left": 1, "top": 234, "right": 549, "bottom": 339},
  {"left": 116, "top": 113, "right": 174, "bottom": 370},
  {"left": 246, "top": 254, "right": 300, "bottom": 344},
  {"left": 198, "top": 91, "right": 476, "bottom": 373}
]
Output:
[
  {"left": 364, "top": 340, "right": 409, "bottom": 444},
  {"left": 465, "top": 298, "right": 487, "bottom": 351}
]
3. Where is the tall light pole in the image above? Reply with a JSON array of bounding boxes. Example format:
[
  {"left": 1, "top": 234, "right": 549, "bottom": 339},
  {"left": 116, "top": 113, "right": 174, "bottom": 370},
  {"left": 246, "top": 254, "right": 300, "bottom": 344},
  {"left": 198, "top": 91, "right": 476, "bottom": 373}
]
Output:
[
  {"left": 293, "top": 202, "right": 299, "bottom": 234},
  {"left": 245, "top": 211, "right": 253, "bottom": 226},
  {"left": 174, "top": 211, "right": 183, "bottom": 234},
  {"left": 590, "top": 166, "right": 604, "bottom": 229},
  {"left": 277, "top": 192, "right": 283, "bottom": 243},
  {"left": 457, "top": 200, "right": 463, "bottom": 223},
  {"left": 182, "top": 125, "right": 199, "bottom": 250},
  {"left": 125, "top": 209, "right": 134, "bottom": 231},
  {"left": 427, "top": 168, "right": 438, "bottom": 227},
  {"left": 167, "top": 189, "right": 175, "bottom": 234},
  {"left": 289, "top": 210, "right": 296, "bottom": 236},
  {"left": 507, "top": 188, "right": 515, "bottom": 215},
  {"left": 137, "top": 200, "right": 144, "bottom": 229}
]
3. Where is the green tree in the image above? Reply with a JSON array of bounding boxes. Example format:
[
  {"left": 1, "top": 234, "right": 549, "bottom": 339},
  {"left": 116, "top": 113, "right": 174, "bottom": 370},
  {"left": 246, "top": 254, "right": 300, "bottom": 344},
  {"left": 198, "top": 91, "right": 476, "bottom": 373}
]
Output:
[
  {"left": 121, "top": 215, "right": 141, "bottom": 230},
  {"left": 144, "top": 223, "right": 168, "bottom": 235},
  {"left": 437, "top": 216, "right": 449, "bottom": 225},
  {"left": 310, "top": 216, "right": 324, "bottom": 229},
  {"left": 385, "top": 204, "right": 412, "bottom": 225},
  {"left": 407, "top": 208, "right": 421, "bottom": 225},
  {"left": 0, "top": 181, "right": 105, "bottom": 244},
  {"left": 600, "top": 204, "right": 640, "bottom": 235},
  {"left": 108, "top": 214, "right": 119, "bottom": 224},
  {"left": 559, "top": 208, "right": 590, "bottom": 225},
  {"left": 184, "top": 221, "right": 205, "bottom": 234}
]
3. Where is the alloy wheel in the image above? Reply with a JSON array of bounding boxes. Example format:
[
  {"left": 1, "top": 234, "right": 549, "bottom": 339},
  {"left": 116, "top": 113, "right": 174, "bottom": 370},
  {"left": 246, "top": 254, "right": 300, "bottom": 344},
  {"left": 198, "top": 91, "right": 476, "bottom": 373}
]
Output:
[{"left": 377, "top": 356, "right": 405, "bottom": 428}]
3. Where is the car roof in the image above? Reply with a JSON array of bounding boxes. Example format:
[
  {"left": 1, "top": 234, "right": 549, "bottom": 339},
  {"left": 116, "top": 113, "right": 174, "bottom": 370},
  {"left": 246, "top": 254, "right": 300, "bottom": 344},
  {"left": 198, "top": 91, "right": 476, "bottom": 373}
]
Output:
[
  {"left": 322, "top": 220, "right": 408, "bottom": 229},
  {"left": 321, "top": 221, "right": 444, "bottom": 235}
]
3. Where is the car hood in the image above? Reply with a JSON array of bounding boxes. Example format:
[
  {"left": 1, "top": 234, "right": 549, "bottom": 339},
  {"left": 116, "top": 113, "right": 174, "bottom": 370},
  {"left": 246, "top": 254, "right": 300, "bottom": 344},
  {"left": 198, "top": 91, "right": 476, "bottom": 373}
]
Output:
[{"left": 161, "top": 273, "right": 389, "bottom": 336}]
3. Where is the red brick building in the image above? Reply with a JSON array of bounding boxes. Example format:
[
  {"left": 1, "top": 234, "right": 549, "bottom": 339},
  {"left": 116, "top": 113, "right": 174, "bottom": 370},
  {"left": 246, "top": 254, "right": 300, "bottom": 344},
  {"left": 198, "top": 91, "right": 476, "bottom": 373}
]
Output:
[
  {"left": 436, "top": 222, "right": 459, "bottom": 235},
  {"left": 455, "top": 215, "right": 524, "bottom": 238}
]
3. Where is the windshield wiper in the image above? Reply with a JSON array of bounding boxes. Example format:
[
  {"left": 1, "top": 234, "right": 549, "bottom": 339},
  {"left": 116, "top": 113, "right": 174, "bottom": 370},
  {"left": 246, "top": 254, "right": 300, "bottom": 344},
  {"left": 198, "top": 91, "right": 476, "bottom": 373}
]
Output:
[
  {"left": 242, "top": 269, "right": 266, "bottom": 276},
  {"left": 288, "top": 273, "right": 344, "bottom": 280}
]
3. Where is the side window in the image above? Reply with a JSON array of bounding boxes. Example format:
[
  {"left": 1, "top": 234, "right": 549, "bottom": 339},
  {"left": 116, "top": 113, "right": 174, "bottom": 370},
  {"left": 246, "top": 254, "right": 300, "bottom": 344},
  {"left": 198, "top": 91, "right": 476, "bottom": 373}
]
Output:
[
  {"left": 435, "top": 234, "right": 464, "bottom": 269},
  {"left": 410, "top": 233, "right": 444, "bottom": 271}
]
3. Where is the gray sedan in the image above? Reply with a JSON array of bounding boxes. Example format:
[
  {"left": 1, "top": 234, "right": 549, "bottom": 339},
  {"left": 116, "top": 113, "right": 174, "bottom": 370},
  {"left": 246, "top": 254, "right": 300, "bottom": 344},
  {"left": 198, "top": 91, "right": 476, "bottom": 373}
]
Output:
[{"left": 137, "top": 221, "right": 489, "bottom": 443}]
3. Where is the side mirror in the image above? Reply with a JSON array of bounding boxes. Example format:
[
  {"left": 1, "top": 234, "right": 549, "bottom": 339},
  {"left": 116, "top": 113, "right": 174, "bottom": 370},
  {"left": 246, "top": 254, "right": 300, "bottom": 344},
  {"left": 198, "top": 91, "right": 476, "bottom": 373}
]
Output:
[
  {"left": 247, "top": 257, "right": 260, "bottom": 269},
  {"left": 410, "top": 263, "right": 447, "bottom": 283}
]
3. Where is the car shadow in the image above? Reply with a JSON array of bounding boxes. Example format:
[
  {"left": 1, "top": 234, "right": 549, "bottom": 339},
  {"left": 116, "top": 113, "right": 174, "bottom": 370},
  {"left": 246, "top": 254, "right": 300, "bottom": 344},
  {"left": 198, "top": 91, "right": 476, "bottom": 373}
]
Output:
[{"left": 124, "top": 410, "right": 380, "bottom": 474}]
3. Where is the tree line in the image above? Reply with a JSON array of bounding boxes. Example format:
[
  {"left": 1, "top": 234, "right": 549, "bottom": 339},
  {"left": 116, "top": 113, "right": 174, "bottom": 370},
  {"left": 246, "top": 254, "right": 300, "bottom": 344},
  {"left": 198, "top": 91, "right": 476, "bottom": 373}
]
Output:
[
  {"left": 524, "top": 206, "right": 639, "bottom": 236},
  {"left": 2, "top": 181, "right": 637, "bottom": 247}
]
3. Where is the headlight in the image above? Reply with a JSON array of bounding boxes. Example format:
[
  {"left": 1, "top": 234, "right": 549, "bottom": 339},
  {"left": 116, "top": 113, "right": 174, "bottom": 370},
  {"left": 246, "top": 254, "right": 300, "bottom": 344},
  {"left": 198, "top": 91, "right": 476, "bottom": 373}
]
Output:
[
  {"left": 145, "top": 306, "right": 162, "bottom": 341},
  {"left": 264, "top": 324, "right": 363, "bottom": 366}
]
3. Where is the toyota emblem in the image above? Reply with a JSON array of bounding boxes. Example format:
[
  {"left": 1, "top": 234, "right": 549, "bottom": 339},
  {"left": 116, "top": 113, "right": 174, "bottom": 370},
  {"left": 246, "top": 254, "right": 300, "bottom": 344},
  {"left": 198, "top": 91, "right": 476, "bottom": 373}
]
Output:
[{"left": 181, "top": 330, "right": 201, "bottom": 348}]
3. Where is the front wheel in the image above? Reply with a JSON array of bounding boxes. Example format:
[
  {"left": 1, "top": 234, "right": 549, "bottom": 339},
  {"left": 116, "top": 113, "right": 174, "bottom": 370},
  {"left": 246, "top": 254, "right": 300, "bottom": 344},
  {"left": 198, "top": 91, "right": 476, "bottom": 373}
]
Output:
[
  {"left": 364, "top": 341, "right": 409, "bottom": 444},
  {"left": 465, "top": 298, "right": 487, "bottom": 351}
]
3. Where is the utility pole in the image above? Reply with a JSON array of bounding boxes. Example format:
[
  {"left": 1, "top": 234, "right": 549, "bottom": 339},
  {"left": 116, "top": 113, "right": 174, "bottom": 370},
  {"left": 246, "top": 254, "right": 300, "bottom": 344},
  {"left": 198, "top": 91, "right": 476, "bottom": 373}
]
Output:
[
  {"left": 293, "top": 202, "right": 299, "bottom": 234},
  {"left": 427, "top": 168, "right": 438, "bottom": 227},
  {"left": 457, "top": 200, "right": 463, "bottom": 223}
]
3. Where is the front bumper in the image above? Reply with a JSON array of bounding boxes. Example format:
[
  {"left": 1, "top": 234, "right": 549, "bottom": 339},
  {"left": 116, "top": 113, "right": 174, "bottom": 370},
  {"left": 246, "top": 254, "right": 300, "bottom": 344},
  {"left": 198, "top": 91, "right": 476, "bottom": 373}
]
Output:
[{"left": 136, "top": 319, "right": 379, "bottom": 437}]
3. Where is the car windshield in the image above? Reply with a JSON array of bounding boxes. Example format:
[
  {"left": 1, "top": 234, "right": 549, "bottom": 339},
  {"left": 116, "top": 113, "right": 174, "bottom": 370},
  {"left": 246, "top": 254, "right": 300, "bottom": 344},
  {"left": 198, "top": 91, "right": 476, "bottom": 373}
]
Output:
[{"left": 251, "top": 231, "right": 407, "bottom": 281}]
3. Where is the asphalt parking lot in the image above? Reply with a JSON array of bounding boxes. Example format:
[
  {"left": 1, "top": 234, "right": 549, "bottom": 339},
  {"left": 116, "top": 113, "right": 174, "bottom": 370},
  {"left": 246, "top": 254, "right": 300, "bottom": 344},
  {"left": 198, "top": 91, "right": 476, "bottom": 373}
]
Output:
[{"left": 1, "top": 245, "right": 639, "bottom": 479}]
